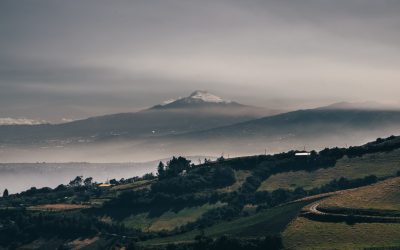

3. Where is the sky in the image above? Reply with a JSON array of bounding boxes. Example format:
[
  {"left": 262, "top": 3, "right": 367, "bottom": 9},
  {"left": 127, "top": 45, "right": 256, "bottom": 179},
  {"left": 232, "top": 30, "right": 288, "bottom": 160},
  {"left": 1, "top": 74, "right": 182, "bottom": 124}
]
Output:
[{"left": 1, "top": 0, "right": 400, "bottom": 123}]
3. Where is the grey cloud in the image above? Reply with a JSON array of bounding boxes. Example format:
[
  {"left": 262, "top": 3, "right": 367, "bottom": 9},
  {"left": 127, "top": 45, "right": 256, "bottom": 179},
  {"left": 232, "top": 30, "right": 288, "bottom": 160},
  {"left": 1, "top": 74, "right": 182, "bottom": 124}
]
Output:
[{"left": 1, "top": 0, "right": 400, "bottom": 121}]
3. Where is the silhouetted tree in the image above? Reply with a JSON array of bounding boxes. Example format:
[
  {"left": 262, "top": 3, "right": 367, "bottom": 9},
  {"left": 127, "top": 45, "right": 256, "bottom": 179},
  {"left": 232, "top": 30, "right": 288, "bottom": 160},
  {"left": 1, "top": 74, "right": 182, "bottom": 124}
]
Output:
[
  {"left": 109, "top": 179, "right": 118, "bottom": 185},
  {"left": 157, "top": 161, "right": 166, "bottom": 179},
  {"left": 2, "top": 189, "right": 8, "bottom": 197},
  {"left": 165, "top": 157, "right": 191, "bottom": 178},
  {"left": 69, "top": 176, "right": 83, "bottom": 187},
  {"left": 84, "top": 177, "right": 93, "bottom": 186}
]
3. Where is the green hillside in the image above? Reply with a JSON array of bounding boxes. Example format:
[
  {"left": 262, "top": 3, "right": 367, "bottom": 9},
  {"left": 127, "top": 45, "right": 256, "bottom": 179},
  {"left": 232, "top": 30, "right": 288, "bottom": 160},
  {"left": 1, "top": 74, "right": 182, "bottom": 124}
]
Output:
[
  {"left": 319, "top": 176, "right": 400, "bottom": 211},
  {"left": 284, "top": 217, "right": 400, "bottom": 250},
  {"left": 143, "top": 200, "right": 312, "bottom": 246},
  {"left": 283, "top": 177, "right": 400, "bottom": 249},
  {"left": 259, "top": 149, "right": 400, "bottom": 191},
  {"left": 1, "top": 135, "right": 400, "bottom": 249},
  {"left": 124, "top": 202, "right": 225, "bottom": 232}
]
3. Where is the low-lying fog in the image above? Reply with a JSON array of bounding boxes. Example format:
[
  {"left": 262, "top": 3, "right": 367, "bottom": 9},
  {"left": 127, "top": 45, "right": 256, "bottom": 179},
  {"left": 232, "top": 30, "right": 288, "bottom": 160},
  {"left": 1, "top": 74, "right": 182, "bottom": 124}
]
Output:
[
  {"left": 0, "top": 124, "right": 398, "bottom": 195},
  {"left": 0, "top": 155, "right": 214, "bottom": 194},
  {"left": 0, "top": 162, "right": 157, "bottom": 194}
]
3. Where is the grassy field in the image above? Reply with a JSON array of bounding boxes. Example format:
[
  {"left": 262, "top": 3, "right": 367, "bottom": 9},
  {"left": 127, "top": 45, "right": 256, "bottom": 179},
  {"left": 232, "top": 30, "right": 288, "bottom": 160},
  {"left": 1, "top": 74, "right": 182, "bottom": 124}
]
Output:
[
  {"left": 258, "top": 150, "right": 400, "bottom": 191},
  {"left": 319, "top": 177, "right": 400, "bottom": 211},
  {"left": 283, "top": 217, "right": 400, "bottom": 250},
  {"left": 124, "top": 202, "right": 225, "bottom": 232},
  {"left": 27, "top": 203, "right": 89, "bottom": 211},
  {"left": 142, "top": 200, "right": 312, "bottom": 246},
  {"left": 110, "top": 180, "right": 154, "bottom": 191},
  {"left": 283, "top": 177, "right": 400, "bottom": 249},
  {"left": 217, "top": 170, "right": 251, "bottom": 193}
]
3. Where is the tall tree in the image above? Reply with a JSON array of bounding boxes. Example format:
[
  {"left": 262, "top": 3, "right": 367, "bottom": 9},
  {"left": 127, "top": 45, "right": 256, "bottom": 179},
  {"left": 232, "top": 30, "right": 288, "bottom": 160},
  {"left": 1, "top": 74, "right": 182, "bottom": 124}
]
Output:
[
  {"left": 165, "top": 157, "right": 191, "bottom": 177},
  {"left": 69, "top": 176, "right": 83, "bottom": 187},
  {"left": 3, "top": 189, "right": 9, "bottom": 197},
  {"left": 157, "top": 161, "right": 165, "bottom": 179},
  {"left": 84, "top": 177, "right": 93, "bottom": 186}
]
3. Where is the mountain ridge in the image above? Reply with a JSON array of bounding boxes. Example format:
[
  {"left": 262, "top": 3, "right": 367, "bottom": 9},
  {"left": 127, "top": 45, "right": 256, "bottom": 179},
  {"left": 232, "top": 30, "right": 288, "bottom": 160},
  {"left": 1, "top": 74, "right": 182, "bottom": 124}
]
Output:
[{"left": 0, "top": 91, "right": 276, "bottom": 146}]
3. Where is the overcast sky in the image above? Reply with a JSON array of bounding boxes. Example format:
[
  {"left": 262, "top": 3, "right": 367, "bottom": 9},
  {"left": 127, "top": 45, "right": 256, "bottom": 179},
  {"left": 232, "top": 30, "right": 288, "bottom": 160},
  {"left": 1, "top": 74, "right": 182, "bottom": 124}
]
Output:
[{"left": 1, "top": 0, "right": 400, "bottom": 122}]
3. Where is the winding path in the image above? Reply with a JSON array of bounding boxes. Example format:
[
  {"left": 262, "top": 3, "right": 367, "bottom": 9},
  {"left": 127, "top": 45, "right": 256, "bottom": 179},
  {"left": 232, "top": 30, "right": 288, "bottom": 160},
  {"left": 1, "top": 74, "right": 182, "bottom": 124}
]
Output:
[{"left": 303, "top": 202, "right": 400, "bottom": 223}]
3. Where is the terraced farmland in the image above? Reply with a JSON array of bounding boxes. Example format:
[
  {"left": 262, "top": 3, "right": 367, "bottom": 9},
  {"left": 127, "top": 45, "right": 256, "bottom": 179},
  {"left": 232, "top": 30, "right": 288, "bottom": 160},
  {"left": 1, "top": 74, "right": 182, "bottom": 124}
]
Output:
[
  {"left": 259, "top": 149, "right": 400, "bottom": 191},
  {"left": 283, "top": 177, "right": 400, "bottom": 249},
  {"left": 142, "top": 200, "right": 312, "bottom": 246},
  {"left": 283, "top": 217, "right": 400, "bottom": 250},
  {"left": 319, "top": 176, "right": 400, "bottom": 211},
  {"left": 124, "top": 202, "right": 225, "bottom": 232}
]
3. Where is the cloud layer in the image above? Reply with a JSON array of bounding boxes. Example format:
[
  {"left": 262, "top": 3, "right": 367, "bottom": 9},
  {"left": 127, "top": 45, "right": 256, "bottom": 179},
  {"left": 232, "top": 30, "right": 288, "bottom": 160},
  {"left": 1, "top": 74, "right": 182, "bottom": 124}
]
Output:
[
  {"left": 1, "top": 0, "right": 400, "bottom": 121},
  {"left": 0, "top": 118, "right": 47, "bottom": 125}
]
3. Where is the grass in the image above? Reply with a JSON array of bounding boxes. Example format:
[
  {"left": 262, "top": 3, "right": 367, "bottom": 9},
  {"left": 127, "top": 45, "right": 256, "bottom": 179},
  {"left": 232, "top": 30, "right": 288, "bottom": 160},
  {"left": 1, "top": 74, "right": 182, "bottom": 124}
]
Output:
[
  {"left": 27, "top": 203, "right": 89, "bottom": 211},
  {"left": 283, "top": 177, "right": 400, "bottom": 249},
  {"left": 142, "top": 200, "right": 312, "bottom": 245},
  {"left": 217, "top": 170, "right": 251, "bottom": 193},
  {"left": 110, "top": 180, "right": 154, "bottom": 191},
  {"left": 319, "top": 177, "right": 400, "bottom": 211},
  {"left": 283, "top": 217, "right": 400, "bottom": 250},
  {"left": 258, "top": 149, "right": 400, "bottom": 191},
  {"left": 124, "top": 202, "right": 225, "bottom": 232},
  {"left": 66, "top": 237, "right": 99, "bottom": 249}
]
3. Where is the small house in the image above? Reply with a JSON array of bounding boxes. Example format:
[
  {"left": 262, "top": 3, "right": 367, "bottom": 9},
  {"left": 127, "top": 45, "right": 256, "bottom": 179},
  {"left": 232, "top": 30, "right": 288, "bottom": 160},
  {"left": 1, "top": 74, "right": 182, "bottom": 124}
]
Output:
[{"left": 295, "top": 151, "right": 311, "bottom": 156}]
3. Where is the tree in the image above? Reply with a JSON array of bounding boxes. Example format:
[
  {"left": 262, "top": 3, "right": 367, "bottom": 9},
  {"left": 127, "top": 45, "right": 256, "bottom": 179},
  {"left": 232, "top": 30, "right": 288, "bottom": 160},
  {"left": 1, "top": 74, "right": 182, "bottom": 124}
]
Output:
[
  {"left": 109, "top": 179, "right": 118, "bottom": 185},
  {"left": 217, "top": 156, "right": 225, "bottom": 163},
  {"left": 157, "top": 162, "right": 165, "bottom": 179},
  {"left": 165, "top": 157, "right": 191, "bottom": 177},
  {"left": 69, "top": 176, "right": 83, "bottom": 187},
  {"left": 84, "top": 177, "right": 93, "bottom": 186},
  {"left": 2, "top": 189, "right": 9, "bottom": 197}
]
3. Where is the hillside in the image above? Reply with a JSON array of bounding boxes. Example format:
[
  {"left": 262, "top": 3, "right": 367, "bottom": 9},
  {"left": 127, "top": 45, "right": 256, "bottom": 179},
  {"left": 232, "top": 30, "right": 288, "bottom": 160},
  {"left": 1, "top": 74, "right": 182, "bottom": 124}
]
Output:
[
  {"left": 1, "top": 135, "right": 400, "bottom": 249},
  {"left": 319, "top": 176, "right": 400, "bottom": 211},
  {"left": 128, "top": 107, "right": 400, "bottom": 162},
  {"left": 258, "top": 148, "right": 400, "bottom": 191},
  {"left": 284, "top": 177, "right": 400, "bottom": 249},
  {"left": 173, "top": 108, "right": 400, "bottom": 147}
]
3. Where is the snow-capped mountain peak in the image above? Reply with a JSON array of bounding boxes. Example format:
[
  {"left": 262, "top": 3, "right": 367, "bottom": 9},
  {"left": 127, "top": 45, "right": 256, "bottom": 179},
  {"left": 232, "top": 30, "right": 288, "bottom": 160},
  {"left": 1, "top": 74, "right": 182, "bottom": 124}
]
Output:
[
  {"left": 154, "top": 90, "right": 232, "bottom": 109},
  {"left": 187, "top": 90, "right": 230, "bottom": 103},
  {"left": 161, "top": 98, "right": 178, "bottom": 105}
]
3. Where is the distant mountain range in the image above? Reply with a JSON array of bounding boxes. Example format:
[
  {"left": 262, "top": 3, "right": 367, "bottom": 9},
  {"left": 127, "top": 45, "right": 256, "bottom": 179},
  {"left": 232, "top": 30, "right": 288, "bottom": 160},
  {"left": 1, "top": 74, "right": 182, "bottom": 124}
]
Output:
[
  {"left": 0, "top": 91, "right": 278, "bottom": 145},
  {"left": 1, "top": 91, "right": 400, "bottom": 162},
  {"left": 161, "top": 108, "right": 400, "bottom": 155}
]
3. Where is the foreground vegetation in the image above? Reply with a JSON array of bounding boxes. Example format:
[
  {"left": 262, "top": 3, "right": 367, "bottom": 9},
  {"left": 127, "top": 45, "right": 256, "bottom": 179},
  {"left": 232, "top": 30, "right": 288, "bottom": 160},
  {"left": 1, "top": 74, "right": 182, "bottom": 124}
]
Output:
[
  {"left": 258, "top": 148, "right": 400, "bottom": 191},
  {"left": 0, "top": 136, "right": 400, "bottom": 249},
  {"left": 283, "top": 217, "right": 400, "bottom": 250},
  {"left": 283, "top": 176, "right": 400, "bottom": 249}
]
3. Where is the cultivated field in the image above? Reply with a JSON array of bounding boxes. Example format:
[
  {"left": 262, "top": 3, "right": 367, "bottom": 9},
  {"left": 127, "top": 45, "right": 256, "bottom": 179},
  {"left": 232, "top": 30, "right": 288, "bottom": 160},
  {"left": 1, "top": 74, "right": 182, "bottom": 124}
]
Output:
[
  {"left": 283, "top": 177, "right": 400, "bottom": 249},
  {"left": 28, "top": 203, "right": 89, "bottom": 211},
  {"left": 216, "top": 170, "right": 251, "bottom": 193},
  {"left": 110, "top": 179, "right": 155, "bottom": 191},
  {"left": 319, "top": 176, "right": 400, "bottom": 211},
  {"left": 259, "top": 150, "right": 400, "bottom": 191},
  {"left": 283, "top": 217, "right": 400, "bottom": 250},
  {"left": 142, "top": 200, "right": 312, "bottom": 245},
  {"left": 124, "top": 202, "right": 225, "bottom": 232}
]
